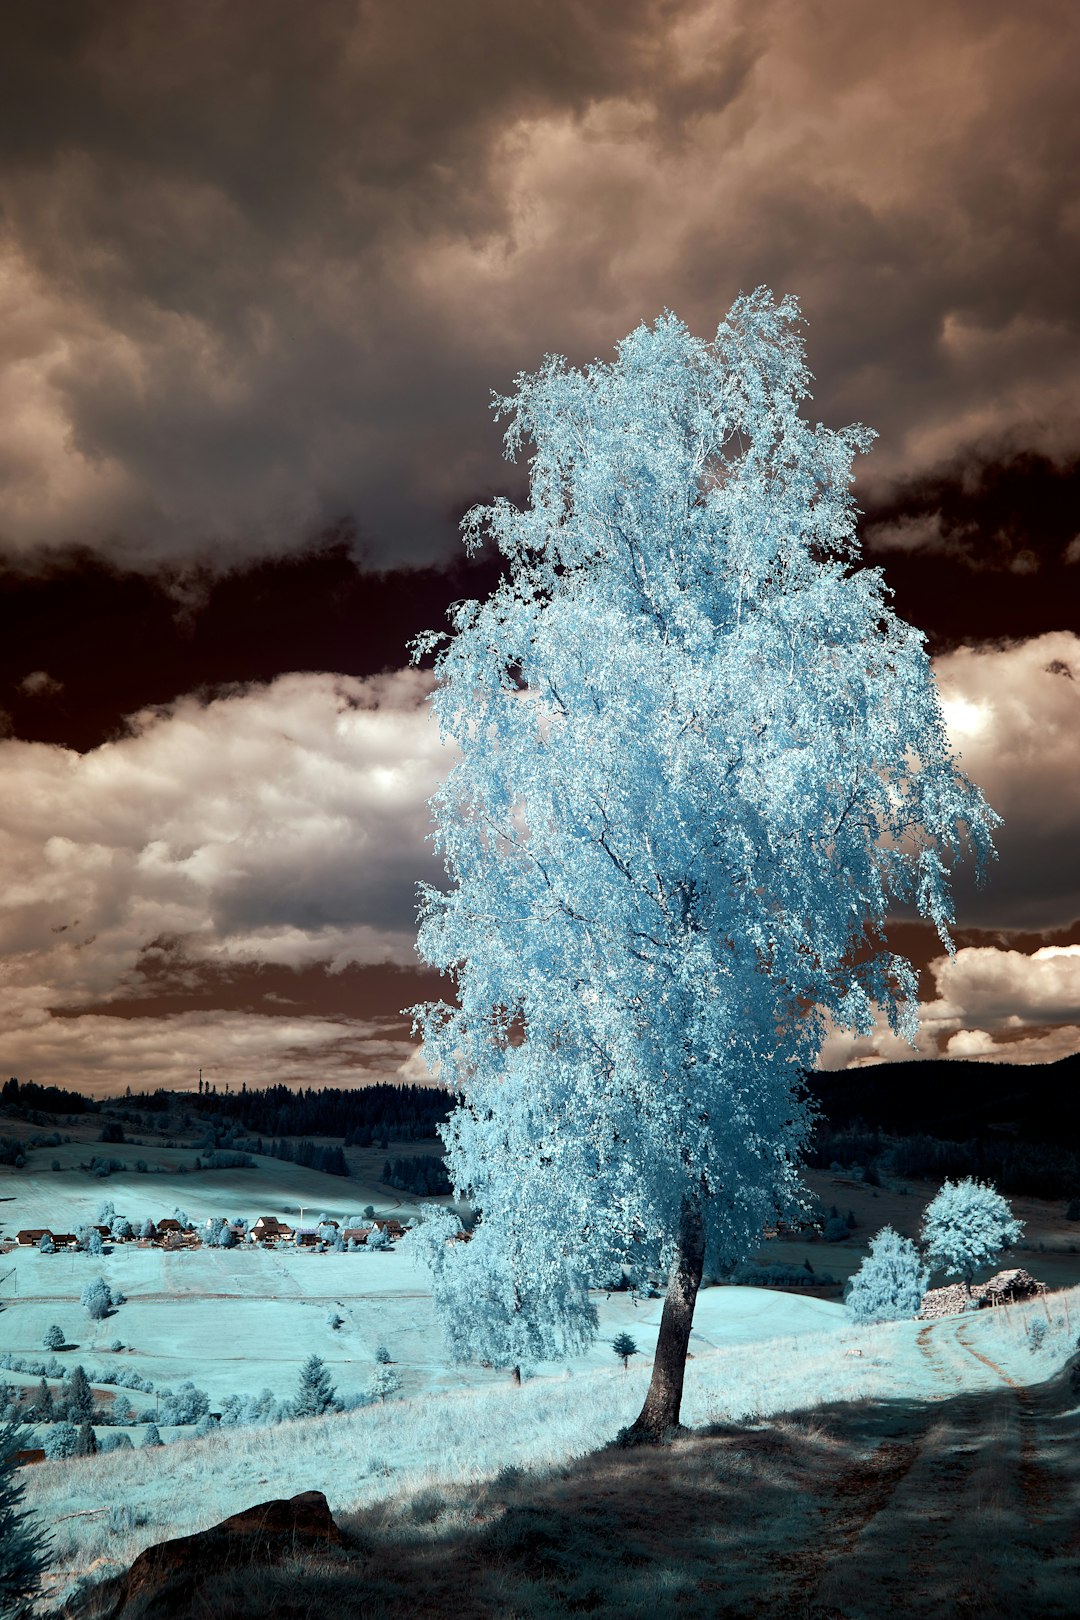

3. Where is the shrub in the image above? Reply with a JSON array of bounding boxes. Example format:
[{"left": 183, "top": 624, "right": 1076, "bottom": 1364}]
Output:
[
  {"left": 37, "top": 1234, "right": 54, "bottom": 1255},
  {"left": 100, "top": 1432, "right": 133, "bottom": 1454},
  {"left": 374, "top": 1345, "right": 392, "bottom": 1365},
  {"left": 846, "top": 1227, "right": 928, "bottom": 1324},
  {"left": 822, "top": 1216, "right": 850, "bottom": 1243},
  {"left": 142, "top": 1423, "right": 163, "bottom": 1448},
  {"left": 368, "top": 1367, "right": 403, "bottom": 1404},
  {"left": 43, "top": 1423, "right": 78, "bottom": 1461},
  {"left": 158, "top": 1382, "right": 210, "bottom": 1426}
]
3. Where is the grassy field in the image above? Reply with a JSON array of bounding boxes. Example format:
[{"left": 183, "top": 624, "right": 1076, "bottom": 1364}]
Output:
[
  {"left": 17, "top": 1284, "right": 1080, "bottom": 1615},
  {"left": 4, "top": 1140, "right": 1079, "bottom": 1614}
]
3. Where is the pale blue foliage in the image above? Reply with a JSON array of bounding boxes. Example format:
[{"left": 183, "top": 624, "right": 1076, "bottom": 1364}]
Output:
[
  {"left": 80, "top": 1277, "right": 112, "bottom": 1321},
  {"left": 409, "top": 289, "right": 999, "bottom": 1368},
  {"left": 920, "top": 1177, "right": 1023, "bottom": 1288},
  {"left": 846, "top": 1226, "right": 929, "bottom": 1323}
]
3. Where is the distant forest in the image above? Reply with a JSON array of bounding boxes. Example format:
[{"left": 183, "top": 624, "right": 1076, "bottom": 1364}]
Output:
[
  {"left": 2, "top": 1056, "right": 1078, "bottom": 1203},
  {"left": 804, "top": 1052, "right": 1080, "bottom": 1201},
  {"left": 185, "top": 1081, "right": 452, "bottom": 1144}
]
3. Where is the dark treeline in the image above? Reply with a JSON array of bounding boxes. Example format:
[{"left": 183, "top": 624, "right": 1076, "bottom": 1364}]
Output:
[
  {"left": 1, "top": 1077, "right": 98, "bottom": 1115},
  {"left": 240, "top": 1138, "right": 350, "bottom": 1177},
  {"left": 807, "top": 1119, "right": 1080, "bottom": 1200},
  {"left": 130, "top": 1080, "right": 454, "bottom": 1143},
  {"left": 383, "top": 1154, "right": 453, "bottom": 1197},
  {"left": 806, "top": 1052, "right": 1080, "bottom": 1143},
  {"left": 804, "top": 1052, "right": 1080, "bottom": 1201}
]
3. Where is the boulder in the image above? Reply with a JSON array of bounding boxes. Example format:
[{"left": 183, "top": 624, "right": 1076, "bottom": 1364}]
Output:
[{"left": 69, "top": 1490, "right": 346, "bottom": 1619}]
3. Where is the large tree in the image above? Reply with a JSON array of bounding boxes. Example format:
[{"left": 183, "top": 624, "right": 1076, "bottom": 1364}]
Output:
[{"left": 409, "top": 290, "right": 998, "bottom": 1441}]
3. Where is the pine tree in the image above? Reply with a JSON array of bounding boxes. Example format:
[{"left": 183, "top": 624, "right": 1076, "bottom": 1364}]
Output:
[
  {"left": 65, "top": 1366, "right": 94, "bottom": 1424},
  {"left": 74, "top": 1422, "right": 97, "bottom": 1458},
  {"left": 141, "top": 1423, "right": 163, "bottom": 1448},
  {"left": 42, "top": 1325, "right": 65, "bottom": 1352},
  {"left": 611, "top": 1332, "right": 639, "bottom": 1369},
  {"left": 409, "top": 290, "right": 999, "bottom": 1440},
  {"left": 0, "top": 1419, "right": 51, "bottom": 1618},
  {"left": 291, "top": 1355, "right": 336, "bottom": 1418}
]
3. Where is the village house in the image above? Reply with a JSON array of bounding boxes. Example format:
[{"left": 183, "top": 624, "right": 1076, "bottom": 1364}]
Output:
[
  {"left": 250, "top": 1215, "right": 294, "bottom": 1244},
  {"left": 15, "top": 1228, "right": 51, "bottom": 1246},
  {"left": 341, "top": 1226, "right": 374, "bottom": 1245}
]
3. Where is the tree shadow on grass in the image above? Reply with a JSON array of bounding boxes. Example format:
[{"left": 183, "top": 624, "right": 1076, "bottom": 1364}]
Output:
[{"left": 62, "top": 1360, "right": 1080, "bottom": 1620}]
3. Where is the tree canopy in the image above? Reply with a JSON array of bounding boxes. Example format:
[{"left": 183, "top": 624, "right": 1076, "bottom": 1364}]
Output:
[
  {"left": 409, "top": 289, "right": 998, "bottom": 1435},
  {"left": 921, "top": 1177, "right": 1022, "bottom": 1291}
]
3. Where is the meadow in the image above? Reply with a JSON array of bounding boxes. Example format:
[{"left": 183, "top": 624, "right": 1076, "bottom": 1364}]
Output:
[{"left": 4, "top": 1132, "right": 1080, "bottom": 1613}]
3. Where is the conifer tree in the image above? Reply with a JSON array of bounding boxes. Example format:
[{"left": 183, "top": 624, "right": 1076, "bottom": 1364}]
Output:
[
  {"left": 410, "top": 290, "right": 999, "bottom": 1440},
  {"left": 74, "top": 1422, "right": 97, "bottom": 1458},
  {"left": 611, "top": 1332, "right": 639, "bottom": 1370},
  {"left": 291, "top": 1355, "right": 336, "bottom": 1418},
  {"left": 65, "top": 1366, "right": 94, "bottom": 1424},
  {"left": 0, "top": 1419, "right": 51, "bottom": 1617}
]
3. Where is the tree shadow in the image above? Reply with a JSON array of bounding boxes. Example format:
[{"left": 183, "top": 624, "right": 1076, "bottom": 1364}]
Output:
[{"left": 61, "top": 1359, "right": 1080, "bottom": 1620}]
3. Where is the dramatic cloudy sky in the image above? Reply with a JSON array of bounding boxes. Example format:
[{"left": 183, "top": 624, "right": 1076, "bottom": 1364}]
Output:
[{"left": 0, "top": 0, "right": 1077, "bottom": 1093}]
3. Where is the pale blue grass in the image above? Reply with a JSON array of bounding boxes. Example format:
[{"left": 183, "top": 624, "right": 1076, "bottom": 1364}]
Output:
[{"left": 22, "top": 1284, "right": 1079, "bottom": 1599}]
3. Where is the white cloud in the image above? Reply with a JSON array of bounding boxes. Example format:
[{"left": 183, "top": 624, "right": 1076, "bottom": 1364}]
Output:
[
  {"left": 934, "top": 631, "right": 1080, "bottom": 930},
  {"left": 0, "top": 667, "right": 456, "bottom": 1089},
  {"left": 819, "top": 943, "right": 1080, "bottom": 1068}
]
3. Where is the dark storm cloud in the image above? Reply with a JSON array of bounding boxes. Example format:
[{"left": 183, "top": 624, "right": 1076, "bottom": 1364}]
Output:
[{"left": 0, "top": 0, "right": 1077, "bottom": 571}]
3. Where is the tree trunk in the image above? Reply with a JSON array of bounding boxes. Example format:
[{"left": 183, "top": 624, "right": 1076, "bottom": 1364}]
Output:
[{"left": 622, "top": 1194, "right": 705, "bottom": 1444}]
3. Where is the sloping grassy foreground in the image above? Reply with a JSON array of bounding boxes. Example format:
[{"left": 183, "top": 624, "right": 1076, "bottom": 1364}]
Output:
[{"left": 26, "top": 1288, "right": 1080, "bottom": 1617}]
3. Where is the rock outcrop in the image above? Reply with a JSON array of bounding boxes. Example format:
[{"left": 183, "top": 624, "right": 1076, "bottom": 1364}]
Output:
[{"left": 67, "top": 1490, "right": 347, "bottom": 1620}]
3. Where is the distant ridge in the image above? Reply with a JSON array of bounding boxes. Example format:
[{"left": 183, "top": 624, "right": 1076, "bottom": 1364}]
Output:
[{"left": 808, "top": 1052, "right": 1080, "bottom": 1142}]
